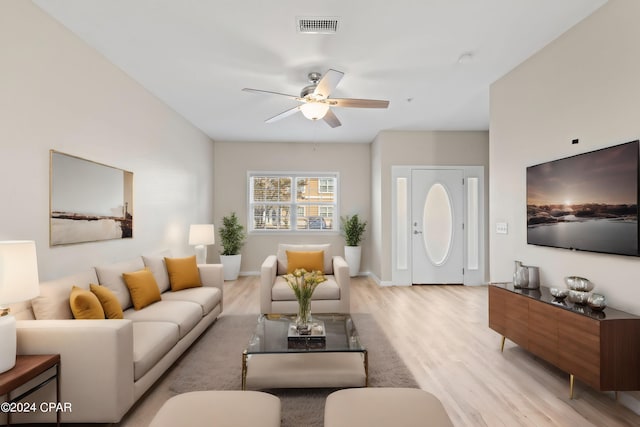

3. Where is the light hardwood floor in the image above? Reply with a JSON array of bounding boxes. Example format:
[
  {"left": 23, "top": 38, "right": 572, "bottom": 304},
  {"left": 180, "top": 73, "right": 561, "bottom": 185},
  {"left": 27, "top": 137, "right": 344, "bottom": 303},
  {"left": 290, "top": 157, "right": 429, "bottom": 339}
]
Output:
[{"left": 121, "top": 276, "right": 640, "bottom": 427}]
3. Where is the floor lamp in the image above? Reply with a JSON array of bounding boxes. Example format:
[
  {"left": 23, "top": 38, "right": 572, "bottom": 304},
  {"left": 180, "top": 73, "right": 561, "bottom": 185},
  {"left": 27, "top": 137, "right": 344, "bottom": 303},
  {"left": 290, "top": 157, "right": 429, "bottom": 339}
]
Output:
[
  {"left": 0, "top": 241, "right": 40, "bottom": 374},
  {"left": 189, "top": 224, "right": 215, "bottom": 264}
]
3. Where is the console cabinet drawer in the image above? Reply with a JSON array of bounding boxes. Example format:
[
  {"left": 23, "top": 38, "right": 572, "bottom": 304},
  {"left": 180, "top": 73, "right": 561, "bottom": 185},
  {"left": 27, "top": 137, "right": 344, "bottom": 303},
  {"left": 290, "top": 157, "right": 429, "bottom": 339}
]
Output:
[
  {"left": 557, "top": 309, "right": 600, "bottom": 389},
  {"left": 528, "top": 300, "right": 559, "bottom": 366}
]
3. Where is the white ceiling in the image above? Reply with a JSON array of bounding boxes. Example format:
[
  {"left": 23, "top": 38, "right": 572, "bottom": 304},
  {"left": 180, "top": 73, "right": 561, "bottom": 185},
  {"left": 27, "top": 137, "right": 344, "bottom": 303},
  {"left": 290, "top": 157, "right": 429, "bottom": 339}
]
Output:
[{"left": 33, "top": 0, "right": 607, "bottom": 143}]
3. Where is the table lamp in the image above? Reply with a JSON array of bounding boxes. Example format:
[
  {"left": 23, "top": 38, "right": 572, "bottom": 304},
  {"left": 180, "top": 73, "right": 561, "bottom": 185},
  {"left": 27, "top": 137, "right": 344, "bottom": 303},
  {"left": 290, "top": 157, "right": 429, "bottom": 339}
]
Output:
[
  {"left": 0, "top": 240, "right": 40, "bottom": 374},
  {"left": 189, "top": 224, "right": 215, "bottom": 264}
]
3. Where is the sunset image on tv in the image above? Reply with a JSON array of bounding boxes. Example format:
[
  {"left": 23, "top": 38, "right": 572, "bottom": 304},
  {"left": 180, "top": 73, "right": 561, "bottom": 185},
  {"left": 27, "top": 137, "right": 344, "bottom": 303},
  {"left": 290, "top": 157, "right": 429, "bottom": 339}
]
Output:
[{"left": 527, "top": 141, "right": 639, "bottom": 256}]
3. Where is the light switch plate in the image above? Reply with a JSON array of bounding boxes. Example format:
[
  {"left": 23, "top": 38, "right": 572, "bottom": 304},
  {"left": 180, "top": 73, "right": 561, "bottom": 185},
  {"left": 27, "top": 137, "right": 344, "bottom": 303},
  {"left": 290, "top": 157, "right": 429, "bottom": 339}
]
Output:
[{"left": 496, "top": 222, "right": 508, "bottom": 234}]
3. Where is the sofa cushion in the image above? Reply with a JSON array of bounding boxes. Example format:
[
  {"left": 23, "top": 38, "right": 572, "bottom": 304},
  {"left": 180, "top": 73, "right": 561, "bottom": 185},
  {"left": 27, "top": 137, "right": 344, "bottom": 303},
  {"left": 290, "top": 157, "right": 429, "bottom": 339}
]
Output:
[
  {"left": 277, "top": 244, "right": 332, "bottom": 275},
  {"left": 122, "top": 268, "right": 162, "bottom": 310},
  {"left": 124, "top": 300, "right": 202, "bottom": 339},
  {"left": 90, "top": 284, "right": 124, "bottom": 319},
  {"left": 142, "top": 250, "right": 172, "bottom": 293},
  {"left": 70, "top": 286, "right": 105, "bottom": 319},
  {"left": 132, "top": 322, "right": 179, "bottom": 381},
  {"left": 161, "top": 287, "right": 222, "bottom": 316},
  {"left": 286, "top": 250, "right": 324, "bottom": 274},
  {"left": 31, "top": 269, "right": 98, "bottom": 320},
  {"left": 272, "top": 275, "right": 340, "bottom": 301},
  {"left": 95, "top": 257, "right": 145, "bottom": 310},
  {"left": 165, "top": 256, "right": 202, "bottom": 291}
]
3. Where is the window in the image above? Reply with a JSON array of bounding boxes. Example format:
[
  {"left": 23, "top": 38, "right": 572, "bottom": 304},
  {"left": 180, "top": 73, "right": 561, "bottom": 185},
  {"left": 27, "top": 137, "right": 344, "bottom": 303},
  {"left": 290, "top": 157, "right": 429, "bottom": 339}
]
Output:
[{"left": 249, "top": 173, "right": 338, "bottom": 232}]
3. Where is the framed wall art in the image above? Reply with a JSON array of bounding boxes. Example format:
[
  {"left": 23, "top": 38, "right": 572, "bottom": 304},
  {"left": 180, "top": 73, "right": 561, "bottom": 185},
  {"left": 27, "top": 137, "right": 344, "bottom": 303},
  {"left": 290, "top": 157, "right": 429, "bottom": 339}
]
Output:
[{"left": 50, "top": 150, "right": 133, "bottom": 246}]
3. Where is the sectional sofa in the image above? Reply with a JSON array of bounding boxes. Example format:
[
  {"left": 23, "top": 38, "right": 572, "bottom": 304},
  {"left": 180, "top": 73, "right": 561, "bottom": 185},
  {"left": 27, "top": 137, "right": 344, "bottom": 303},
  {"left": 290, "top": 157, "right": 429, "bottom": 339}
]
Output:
[{"left": 7, "top": 251, "right": 223, "bottom": 424}]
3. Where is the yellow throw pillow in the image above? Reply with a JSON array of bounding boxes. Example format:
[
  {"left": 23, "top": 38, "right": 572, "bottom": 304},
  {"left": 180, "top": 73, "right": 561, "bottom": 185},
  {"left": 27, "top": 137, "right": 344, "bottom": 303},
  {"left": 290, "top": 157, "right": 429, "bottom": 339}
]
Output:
[
  {"left": 122, "top": 268, "right": 162, "bottom": 310},
  {"left": 164, "top": 256, "right": 202, "bottom": 291},
  {"left": 90, "top": 284, "right": 124, "bottom": 319},
  {"left": 286, "top": 250, "right": 324, "bottom": 274},
  {"left": 69, "top": 286, "right": 105, "bottom": 319}
]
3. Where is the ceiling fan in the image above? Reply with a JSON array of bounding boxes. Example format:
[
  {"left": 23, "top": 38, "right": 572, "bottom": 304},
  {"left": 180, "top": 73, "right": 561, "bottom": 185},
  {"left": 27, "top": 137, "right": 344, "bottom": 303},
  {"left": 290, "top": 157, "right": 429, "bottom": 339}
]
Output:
[{"left": 242, "top": 69, "right": 389, "bottom": 128}]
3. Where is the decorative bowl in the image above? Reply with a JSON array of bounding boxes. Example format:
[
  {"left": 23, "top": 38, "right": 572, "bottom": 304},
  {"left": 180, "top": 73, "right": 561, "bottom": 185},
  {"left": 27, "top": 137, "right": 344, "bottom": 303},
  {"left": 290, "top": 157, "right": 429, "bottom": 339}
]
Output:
[
  {"left": 550, "top": 288, "right": 569, "bottom": 300},
  {"left": 564, "top": 276, "right": 594, "bottom": 292},
  {"left": 568, "top": 290, "right": 591, "bottom": 305},
  {"left": 588, "top": 293, "right": 607, "bottom": 311}
]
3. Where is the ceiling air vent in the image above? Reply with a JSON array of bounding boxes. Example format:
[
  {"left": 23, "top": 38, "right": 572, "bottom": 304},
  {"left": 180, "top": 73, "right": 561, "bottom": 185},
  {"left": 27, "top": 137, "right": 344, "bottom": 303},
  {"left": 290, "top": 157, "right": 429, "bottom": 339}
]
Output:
[{"left": 296, "top": 17, "right": 339, "bottom": 34}]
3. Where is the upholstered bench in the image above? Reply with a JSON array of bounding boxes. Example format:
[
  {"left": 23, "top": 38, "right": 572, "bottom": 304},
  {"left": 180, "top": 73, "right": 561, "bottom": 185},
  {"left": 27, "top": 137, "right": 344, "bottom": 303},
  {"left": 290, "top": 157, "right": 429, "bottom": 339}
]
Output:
[
  {"left": 324, "top": 388, "right": 453, "bottom": 427},
  {"left": 149, "top": 391, "right": 281, "bottom": 427}
]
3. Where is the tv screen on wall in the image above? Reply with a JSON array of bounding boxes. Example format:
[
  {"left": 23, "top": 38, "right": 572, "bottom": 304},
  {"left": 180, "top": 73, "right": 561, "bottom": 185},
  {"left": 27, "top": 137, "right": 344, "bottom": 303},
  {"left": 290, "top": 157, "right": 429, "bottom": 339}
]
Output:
[{"left": 527, "top": 140, "right": 639, "bottom": 256}]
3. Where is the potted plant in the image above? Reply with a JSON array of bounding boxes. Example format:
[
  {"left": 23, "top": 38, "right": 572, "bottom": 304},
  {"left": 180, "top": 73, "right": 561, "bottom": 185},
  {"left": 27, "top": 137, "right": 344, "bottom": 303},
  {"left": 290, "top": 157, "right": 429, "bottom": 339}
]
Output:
[
  {"left": 340, "top": 214, "right": 367, "bottom": 277},
  {"left": 218, "top": 212, "right": 247, "bottom": 280}
]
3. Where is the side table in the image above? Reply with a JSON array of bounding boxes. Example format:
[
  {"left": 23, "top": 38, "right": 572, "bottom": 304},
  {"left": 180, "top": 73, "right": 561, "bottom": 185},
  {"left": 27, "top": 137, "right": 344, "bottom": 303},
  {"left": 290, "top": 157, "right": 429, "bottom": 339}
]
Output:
[{"left": 0, "top": 354, "right": 61, "bottom": 427}]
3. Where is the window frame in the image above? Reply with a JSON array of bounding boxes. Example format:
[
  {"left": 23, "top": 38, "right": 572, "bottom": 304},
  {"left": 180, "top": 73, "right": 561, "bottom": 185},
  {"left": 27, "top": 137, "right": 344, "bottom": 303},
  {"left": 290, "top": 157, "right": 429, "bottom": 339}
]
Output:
[{"left": 248, "top": 171, "right": 339, "bottom": 234}]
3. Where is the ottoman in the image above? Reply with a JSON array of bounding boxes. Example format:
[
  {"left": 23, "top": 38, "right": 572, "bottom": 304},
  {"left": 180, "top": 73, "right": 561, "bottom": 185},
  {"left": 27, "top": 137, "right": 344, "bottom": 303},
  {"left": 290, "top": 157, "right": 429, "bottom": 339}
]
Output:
[
  {"left": 149, "top": 390, "right": 281, "bottom": 427},
  {"left": 324, "top": 388, "right": 453, "bottom": 427}
]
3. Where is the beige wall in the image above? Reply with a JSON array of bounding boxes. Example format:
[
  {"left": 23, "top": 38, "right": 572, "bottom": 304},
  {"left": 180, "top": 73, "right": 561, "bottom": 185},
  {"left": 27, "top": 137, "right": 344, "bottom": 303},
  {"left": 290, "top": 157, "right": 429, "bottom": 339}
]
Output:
[
  {"left": 491, "top": 0, "right": 640, "bottom": 411},
  {"left": 213, "top": 141, "right": 371, "bottom": 273},
  {"left": 371, "top": 130, "right": 490, "bottom": 282},
  {"left": 490, "top": 0, "right": 640, "bottom": 315},
  {"left": 0, "top": 1, "right": 215, "bottom": 280}
]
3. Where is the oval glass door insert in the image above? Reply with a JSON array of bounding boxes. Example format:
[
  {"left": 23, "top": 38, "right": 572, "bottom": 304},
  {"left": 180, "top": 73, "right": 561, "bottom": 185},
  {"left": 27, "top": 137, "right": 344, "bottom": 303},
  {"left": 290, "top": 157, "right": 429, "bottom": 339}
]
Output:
[{"left": 423, "top": 183, "right": 453, "bottom": 266}]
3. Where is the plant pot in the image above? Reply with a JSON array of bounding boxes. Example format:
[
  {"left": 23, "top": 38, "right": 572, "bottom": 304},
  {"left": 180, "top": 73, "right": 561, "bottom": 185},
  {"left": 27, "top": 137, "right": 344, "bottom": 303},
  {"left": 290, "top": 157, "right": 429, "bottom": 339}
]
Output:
[
  {"left": 344, "top": 246, "right": 361, "bottom": 277},
  {"left": 220, "top": 254, "right": 241, "bottom": 281}
]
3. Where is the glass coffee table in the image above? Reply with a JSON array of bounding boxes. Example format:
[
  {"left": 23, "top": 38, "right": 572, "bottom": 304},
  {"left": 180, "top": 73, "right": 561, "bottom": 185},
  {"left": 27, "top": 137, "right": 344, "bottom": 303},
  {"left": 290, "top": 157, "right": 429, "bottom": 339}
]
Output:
[{"left": 241, "top": 313, "right": 368, "bottom": 390}]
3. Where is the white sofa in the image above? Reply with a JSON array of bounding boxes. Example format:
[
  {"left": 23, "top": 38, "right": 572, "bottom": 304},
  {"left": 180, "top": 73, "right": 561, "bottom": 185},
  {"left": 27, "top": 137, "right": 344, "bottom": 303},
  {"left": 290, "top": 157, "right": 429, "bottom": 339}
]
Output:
[
  {"left": 260, "top": 243, "right": 350, "bottom": 314},
  {"left": 5, "top": 252, "right": 223, "bottom": 424}
]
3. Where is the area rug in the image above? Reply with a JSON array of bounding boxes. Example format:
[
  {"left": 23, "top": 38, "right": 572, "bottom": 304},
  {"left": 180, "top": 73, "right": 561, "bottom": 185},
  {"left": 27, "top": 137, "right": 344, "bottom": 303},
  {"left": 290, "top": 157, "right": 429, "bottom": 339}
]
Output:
[{"left": 167, "top": 313, "right": 418, "bottom": 427}]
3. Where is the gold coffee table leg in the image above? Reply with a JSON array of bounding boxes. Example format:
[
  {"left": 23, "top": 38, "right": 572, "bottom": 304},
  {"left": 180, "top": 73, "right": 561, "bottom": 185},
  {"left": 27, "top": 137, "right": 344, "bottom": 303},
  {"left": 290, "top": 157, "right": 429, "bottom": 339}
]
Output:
[
  {"left": 500, "top": 336, "right": 506, "bottom": 352},
  {"left": 569, "top": 374, "right": 575, "bottom": 399},
  {"left": 242, "top": 350, "right": 248, "bottom": 390}
]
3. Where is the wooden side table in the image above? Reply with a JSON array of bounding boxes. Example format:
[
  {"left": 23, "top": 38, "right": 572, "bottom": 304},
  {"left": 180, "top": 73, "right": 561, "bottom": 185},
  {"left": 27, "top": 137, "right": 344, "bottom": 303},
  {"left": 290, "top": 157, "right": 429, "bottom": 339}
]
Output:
[{"left": 0, "top": 354, "right": 61, "bottom": 427}]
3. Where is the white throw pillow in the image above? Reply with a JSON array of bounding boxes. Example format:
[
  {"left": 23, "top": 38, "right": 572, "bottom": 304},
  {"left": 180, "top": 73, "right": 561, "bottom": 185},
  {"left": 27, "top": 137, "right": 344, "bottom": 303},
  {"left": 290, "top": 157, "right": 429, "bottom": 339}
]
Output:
[
  {"left": 31, "top": 269, "right": 98, "bottom": 320},
  {"left": 142, "top": 250, "right": 173, "bottom": 293},
  {"left": 95, "top": 257, "right": 145, "bottom": 310}
]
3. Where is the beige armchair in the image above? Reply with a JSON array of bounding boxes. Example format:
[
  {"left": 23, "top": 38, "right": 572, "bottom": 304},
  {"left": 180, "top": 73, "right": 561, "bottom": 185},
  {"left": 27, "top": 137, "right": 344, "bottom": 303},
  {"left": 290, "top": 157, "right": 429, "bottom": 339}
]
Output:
[{"left": 260, "top": 244, "right": 350, "bottom": 314}]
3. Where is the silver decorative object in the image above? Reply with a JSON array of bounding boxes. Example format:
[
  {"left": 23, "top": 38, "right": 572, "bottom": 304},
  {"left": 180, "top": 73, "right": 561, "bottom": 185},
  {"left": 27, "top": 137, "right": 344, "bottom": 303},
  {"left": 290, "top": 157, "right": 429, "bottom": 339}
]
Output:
[
  {"left": 564, "top": 276, "right": 594, "bottom": 292},
  {"left": 513, "top": 261, "right": 540, "bottom": 289},
  {"left": 588, "top": 293, "right": 607, "bottom": 311},
  {"left": 568, "top": 290, "right": 591, "bottom": 305},
  {"left": 513, "top": 261, "right": 528, "bottom": 288},
  {"left": 550, "top": 288, "right": 569, "bottom": 300}
]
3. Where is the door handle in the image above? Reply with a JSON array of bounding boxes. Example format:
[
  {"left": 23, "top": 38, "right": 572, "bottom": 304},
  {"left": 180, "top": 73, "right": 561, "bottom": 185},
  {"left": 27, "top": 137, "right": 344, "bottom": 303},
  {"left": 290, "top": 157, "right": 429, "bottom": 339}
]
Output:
[{"left": 414, "top": 230, "right": 422, "bottom": 235}]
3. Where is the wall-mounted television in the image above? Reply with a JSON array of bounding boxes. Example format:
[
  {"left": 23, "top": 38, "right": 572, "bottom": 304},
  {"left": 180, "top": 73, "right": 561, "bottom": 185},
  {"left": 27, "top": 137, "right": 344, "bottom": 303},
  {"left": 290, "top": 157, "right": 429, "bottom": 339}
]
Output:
[{"left": 527, "top": 140, "right": 639, "bottom": 256}]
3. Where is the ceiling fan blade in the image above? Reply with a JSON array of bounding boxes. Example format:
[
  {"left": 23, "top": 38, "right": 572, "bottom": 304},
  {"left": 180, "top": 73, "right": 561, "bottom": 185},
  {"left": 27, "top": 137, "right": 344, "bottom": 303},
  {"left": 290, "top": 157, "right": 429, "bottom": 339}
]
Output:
[
  {"left": 242, "top": 88, "right": 301, "bottom": 101},
  {"left": 313, "top": 69, "right": 344, "bottom": 99},
  {"left": 264, "top": 106, "right": 301, "bottom": 124},
  {"left": 322, "top": 108, "right": 342, "bottom": 128},
  {"left": 329, "top": 98, "right": 390, "bottom": 109}
]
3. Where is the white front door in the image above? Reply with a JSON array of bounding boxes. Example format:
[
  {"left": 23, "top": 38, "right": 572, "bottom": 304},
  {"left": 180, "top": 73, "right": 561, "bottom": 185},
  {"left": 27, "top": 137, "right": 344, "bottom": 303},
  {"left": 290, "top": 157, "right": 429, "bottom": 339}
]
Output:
[{"left": 411, "top": 169, "right": 464, "bottom": 284}]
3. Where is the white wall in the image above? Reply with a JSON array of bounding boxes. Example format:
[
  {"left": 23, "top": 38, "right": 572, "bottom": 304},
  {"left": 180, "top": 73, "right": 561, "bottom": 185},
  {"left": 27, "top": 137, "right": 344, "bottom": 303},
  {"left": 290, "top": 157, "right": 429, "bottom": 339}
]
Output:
[
  {"left": 0, "top": 0, "right": 215, "bottom": 280},
  {"left": 490, "top": 0, "right": 640, "bottom": 411},
  {"left": 213, "top": 141, "right": 371, "bottom": 274}
]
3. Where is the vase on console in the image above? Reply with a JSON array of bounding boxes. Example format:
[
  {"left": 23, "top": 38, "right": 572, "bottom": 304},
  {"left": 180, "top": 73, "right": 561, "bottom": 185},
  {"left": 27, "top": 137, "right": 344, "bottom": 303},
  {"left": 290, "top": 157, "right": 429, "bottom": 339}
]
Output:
[{"left": 283, "top": 269, "right": 326, "bottom": 334}]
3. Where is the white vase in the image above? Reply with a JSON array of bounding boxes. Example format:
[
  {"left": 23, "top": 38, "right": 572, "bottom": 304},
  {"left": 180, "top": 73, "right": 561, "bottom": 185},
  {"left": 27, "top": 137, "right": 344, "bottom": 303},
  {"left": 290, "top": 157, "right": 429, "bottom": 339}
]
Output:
[
  {"left": 344, "top": 246, "right": 361, "bottom": 277},
  {"left": 220, "top": 254, "right": 241, "bottom": 281}
]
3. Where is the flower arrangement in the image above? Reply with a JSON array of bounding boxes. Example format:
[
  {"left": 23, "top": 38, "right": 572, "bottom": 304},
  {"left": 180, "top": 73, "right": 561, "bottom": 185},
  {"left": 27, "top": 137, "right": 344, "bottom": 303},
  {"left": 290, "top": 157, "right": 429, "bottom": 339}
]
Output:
[{"left": 283, "top": 268, "right": 326, "bottom": 331}]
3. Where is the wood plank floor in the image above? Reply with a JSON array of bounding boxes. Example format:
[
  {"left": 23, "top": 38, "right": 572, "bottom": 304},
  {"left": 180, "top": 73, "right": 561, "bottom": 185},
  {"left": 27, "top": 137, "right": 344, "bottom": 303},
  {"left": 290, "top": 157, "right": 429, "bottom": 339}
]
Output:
[{"left": 121, "top": 276, "right": 640, "bottom": 427}]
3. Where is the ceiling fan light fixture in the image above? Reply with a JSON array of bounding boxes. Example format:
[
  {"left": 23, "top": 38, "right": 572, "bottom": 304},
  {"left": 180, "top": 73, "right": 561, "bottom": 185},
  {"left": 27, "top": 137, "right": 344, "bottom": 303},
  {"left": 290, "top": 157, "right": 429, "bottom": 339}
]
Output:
[{"left": 300, "top": 102, "right": 330, "bottom": 121}]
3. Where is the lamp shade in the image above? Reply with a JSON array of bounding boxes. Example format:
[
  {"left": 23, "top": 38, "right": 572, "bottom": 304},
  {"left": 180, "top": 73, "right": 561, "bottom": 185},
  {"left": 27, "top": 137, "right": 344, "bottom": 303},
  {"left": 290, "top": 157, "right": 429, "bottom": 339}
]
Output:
[
  {"left": 0, "top": 241, "right": 40, "bottom": 305},
  {"left": 188, "top": 224, "right": 215, "bottom": 246},
  {"left": 300, "top": 102, "right": 330, "bottom": 120}
]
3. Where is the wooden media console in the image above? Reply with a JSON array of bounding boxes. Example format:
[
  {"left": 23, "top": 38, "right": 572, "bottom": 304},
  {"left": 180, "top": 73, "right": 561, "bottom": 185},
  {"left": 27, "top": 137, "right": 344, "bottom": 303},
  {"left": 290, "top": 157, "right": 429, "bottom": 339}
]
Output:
[{"left": 489, "top": 283, "right": 640, "bottom": 398}]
